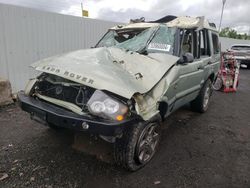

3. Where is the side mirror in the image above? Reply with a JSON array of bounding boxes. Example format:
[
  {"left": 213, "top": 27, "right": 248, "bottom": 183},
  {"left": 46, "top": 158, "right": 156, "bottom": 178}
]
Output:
[{"left": 183, "top": 53, "right": 194, "bottom": 63}]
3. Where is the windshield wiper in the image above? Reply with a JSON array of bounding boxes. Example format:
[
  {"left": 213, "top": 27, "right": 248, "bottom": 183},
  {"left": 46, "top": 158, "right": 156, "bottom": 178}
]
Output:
[{"left": 137, "top": 26, "right": 160, "bottom": 54}]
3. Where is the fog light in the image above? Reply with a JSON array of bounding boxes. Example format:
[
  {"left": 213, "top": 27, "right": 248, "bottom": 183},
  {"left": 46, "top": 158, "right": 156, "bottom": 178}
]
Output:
[{"left": 81, "top": 122, "right": 89, "bottom": 129}]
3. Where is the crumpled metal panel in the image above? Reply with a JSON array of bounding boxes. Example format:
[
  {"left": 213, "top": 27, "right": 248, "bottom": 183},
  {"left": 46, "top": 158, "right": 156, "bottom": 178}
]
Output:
[{"left": 31, "top": 47, "right": 179, "bottom": 99}]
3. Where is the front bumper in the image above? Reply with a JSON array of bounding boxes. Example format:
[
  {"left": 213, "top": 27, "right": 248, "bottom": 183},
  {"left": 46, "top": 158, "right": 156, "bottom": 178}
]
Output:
[{"left": 18, "top": 91, "right": 139, "bottom": 136}]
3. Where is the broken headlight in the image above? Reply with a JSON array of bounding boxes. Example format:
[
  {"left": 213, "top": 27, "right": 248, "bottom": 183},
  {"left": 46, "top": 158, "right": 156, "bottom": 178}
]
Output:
[{"left": 87, "top": 90, "right": 128, "bottom": 121}]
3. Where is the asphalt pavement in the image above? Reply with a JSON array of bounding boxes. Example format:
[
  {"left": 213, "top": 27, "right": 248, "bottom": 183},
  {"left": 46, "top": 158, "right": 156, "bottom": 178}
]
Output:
[{"left": 0, "top": 69, "right": 250, "bottom": 188}]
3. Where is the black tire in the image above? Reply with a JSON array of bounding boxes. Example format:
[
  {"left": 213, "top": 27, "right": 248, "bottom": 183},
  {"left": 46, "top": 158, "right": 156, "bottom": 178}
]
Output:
[
  {"left": 191, "top": 79, "right": 212, "bottom": 113},
  {"left": 114, "top": 121, "right": 161, "bottom": 171}
]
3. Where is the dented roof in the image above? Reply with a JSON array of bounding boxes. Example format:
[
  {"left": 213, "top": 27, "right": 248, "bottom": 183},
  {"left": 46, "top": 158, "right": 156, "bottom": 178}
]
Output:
[{"left": 111, "top": 16, "right": 218, "bottom": 32}]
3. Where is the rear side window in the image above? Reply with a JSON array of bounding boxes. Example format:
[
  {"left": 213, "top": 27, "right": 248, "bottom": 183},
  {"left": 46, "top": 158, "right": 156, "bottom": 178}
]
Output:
[
  {"left": 199, "top": 29, "right": 210, "bottom": 56},
  {"left": 212, "top": 33, "right": 220, "bottom": 54}
]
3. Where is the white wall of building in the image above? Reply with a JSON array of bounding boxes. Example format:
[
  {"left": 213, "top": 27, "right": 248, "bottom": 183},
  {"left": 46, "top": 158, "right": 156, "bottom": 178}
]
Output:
[
  {"left": 0, "top": 3, "right": 119, "bottom": 92},
  {"left": 1, "top": 3, "right": 250, "bottom": 93}
]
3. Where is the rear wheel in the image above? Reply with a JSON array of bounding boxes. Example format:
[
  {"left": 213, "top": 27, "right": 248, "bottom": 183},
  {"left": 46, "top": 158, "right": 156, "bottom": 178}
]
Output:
[
  {"left": 114, "top": 121, "right": 161, "bottom": 171},
  {"left": 191, "top": 79, "right": 212, "bottom": 113}
]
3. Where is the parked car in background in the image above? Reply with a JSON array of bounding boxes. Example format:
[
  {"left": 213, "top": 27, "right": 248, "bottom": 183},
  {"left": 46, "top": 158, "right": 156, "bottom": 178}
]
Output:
[
  {"left": 228, "top": 44, "right": 250, "bottom": 68},
  {"left": 18, "top": 15, "right": 220, "bottom": 171}
]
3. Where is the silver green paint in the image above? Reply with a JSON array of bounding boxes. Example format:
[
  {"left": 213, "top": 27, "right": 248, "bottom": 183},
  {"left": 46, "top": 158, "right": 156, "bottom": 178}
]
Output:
[
  {"left": 31, "top": 47, "right": 179, "bottom": 99},
  {"left": 28, "top": 17, "right": 220, "bottom": 121}
]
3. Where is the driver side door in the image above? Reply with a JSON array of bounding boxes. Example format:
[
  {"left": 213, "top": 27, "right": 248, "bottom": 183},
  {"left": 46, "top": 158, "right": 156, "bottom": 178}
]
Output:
[{"left": 172, "top": 29, "right": 208, "bottom": 111}]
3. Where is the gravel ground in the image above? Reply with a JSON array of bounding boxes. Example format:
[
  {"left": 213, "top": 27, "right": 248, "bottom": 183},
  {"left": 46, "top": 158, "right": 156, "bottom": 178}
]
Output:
[{"left": 0, "top": 69, "right": 250, "bottom": 188}]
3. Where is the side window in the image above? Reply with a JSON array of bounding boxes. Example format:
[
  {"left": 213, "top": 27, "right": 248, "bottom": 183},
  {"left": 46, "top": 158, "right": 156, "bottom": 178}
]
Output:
[
  {"left": 181, "top": 29, "right": 198, "bottom": 59},
  {"left": 199, "top": 29, "right": 210, "bottom": 56},
  {"left": 181, "top": 30, "right": 193, "bottom": 55},
  {"left": 212, "top": 33, "right": 220, "bottom": 54}
]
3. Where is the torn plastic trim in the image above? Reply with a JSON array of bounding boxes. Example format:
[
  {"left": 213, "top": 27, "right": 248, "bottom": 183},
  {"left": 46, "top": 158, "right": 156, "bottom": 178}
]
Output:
[
  {"left": 133, "top": 78, "right": 169, "bottom": 121},
  {"left": 35, "top": 93, "right": 85, "bottom": 115},
  {"left": 24, "top": 78, "right": 38, "bottom": 96},
  {"left": 133, "top": 93, "right": 159, "bottom": 121}
]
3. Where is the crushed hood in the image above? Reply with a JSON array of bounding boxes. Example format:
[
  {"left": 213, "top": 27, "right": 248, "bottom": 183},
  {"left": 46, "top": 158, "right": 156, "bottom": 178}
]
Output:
[{"left": 31, "top": 47, "right": 179, "bottom": 99}]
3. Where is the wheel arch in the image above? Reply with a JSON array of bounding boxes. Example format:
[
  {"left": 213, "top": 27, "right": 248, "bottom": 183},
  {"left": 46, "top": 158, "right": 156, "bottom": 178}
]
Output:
[
  {"left": 158, "top": 101, "right": 168, "bottom": 121},
  {"left": 208, "top": 73, "right": 215, "bottom": 82}
]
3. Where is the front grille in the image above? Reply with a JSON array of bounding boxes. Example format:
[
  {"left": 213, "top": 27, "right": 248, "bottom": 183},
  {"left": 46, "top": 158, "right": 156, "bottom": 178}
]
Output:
[{"left": 35, "top": 75, "right": 95, "bottom": 110}]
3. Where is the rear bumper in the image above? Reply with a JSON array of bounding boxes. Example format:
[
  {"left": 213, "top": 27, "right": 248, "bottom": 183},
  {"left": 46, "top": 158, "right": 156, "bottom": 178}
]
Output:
[{"left": 18, "top": 91, "right": 139, "bottom": 136}]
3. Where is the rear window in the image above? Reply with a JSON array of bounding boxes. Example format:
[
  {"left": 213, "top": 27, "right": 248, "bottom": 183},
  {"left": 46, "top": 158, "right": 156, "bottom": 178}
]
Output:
[{"left": 231, "top": 45, "right": 250, "bottom": 51}]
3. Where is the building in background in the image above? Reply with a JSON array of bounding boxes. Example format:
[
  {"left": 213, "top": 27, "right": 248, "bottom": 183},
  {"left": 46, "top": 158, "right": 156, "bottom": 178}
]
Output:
[{"left": 0, "top": 3, "right": 249, "bottom": 93}]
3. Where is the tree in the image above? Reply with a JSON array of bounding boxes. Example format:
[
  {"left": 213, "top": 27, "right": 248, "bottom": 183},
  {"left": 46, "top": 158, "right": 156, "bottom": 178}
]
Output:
[
  {"left": 219, "top": 27, "right": 230, "bottom": 37},
  {"left": 236, "top": 34, "right": 242, "bottom": 39},
  {"left": 219, "top": 27, "right": 250, "bottom": 40},
  {"left": 243, "top": 33, "right": 248, "bottom": 40}
]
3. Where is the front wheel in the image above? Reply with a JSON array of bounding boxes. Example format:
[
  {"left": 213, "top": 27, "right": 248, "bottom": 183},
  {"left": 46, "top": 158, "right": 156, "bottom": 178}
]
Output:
[
  {"left": 191, "top": 79, "right": 212, "bottom": 113},
  {"left": 114, "top": 121, "right": 161, "bottom": 171}
]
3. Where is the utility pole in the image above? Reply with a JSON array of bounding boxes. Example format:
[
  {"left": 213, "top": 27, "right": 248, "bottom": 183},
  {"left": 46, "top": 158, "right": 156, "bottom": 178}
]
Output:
[{"left": 219, "top": 0, "right": 226, "bottom": 32}]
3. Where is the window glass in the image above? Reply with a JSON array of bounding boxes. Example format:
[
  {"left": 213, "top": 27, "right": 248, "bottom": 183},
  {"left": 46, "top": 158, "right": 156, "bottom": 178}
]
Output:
[
  {"left": 181, "top": 30, "right": 193, "bottom": 54},
  {"left": 147, "top": 26, "right": 176, "bottom": 54},
  {"left": 116, "top": 27, "right": 157, "bottom": 52},
  {"left": 200, "top": 31, "right": 204, "bottom": 49},
  {"left": 212, "top": 33, "right": 220, "bottom": 54},
  {"left": 199, "top": 30, "right": 210, "bottom": 56},
  {"left": 97, "top": 31, "right": 118, "bottom": 47},
  {"left": 96, "top": 26, "right": 176, "bottom": 54}
]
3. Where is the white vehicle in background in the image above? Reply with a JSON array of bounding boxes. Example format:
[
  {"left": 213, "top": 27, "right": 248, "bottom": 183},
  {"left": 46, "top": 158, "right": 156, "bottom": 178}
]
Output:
[{"left": 228, "top": 44, "right": 250, "bottom": 68}]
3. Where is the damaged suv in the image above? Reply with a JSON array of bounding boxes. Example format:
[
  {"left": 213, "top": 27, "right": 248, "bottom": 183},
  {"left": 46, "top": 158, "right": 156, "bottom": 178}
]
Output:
[{"left": 18, "top": 16, "right": 220, "bottom": 171}]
